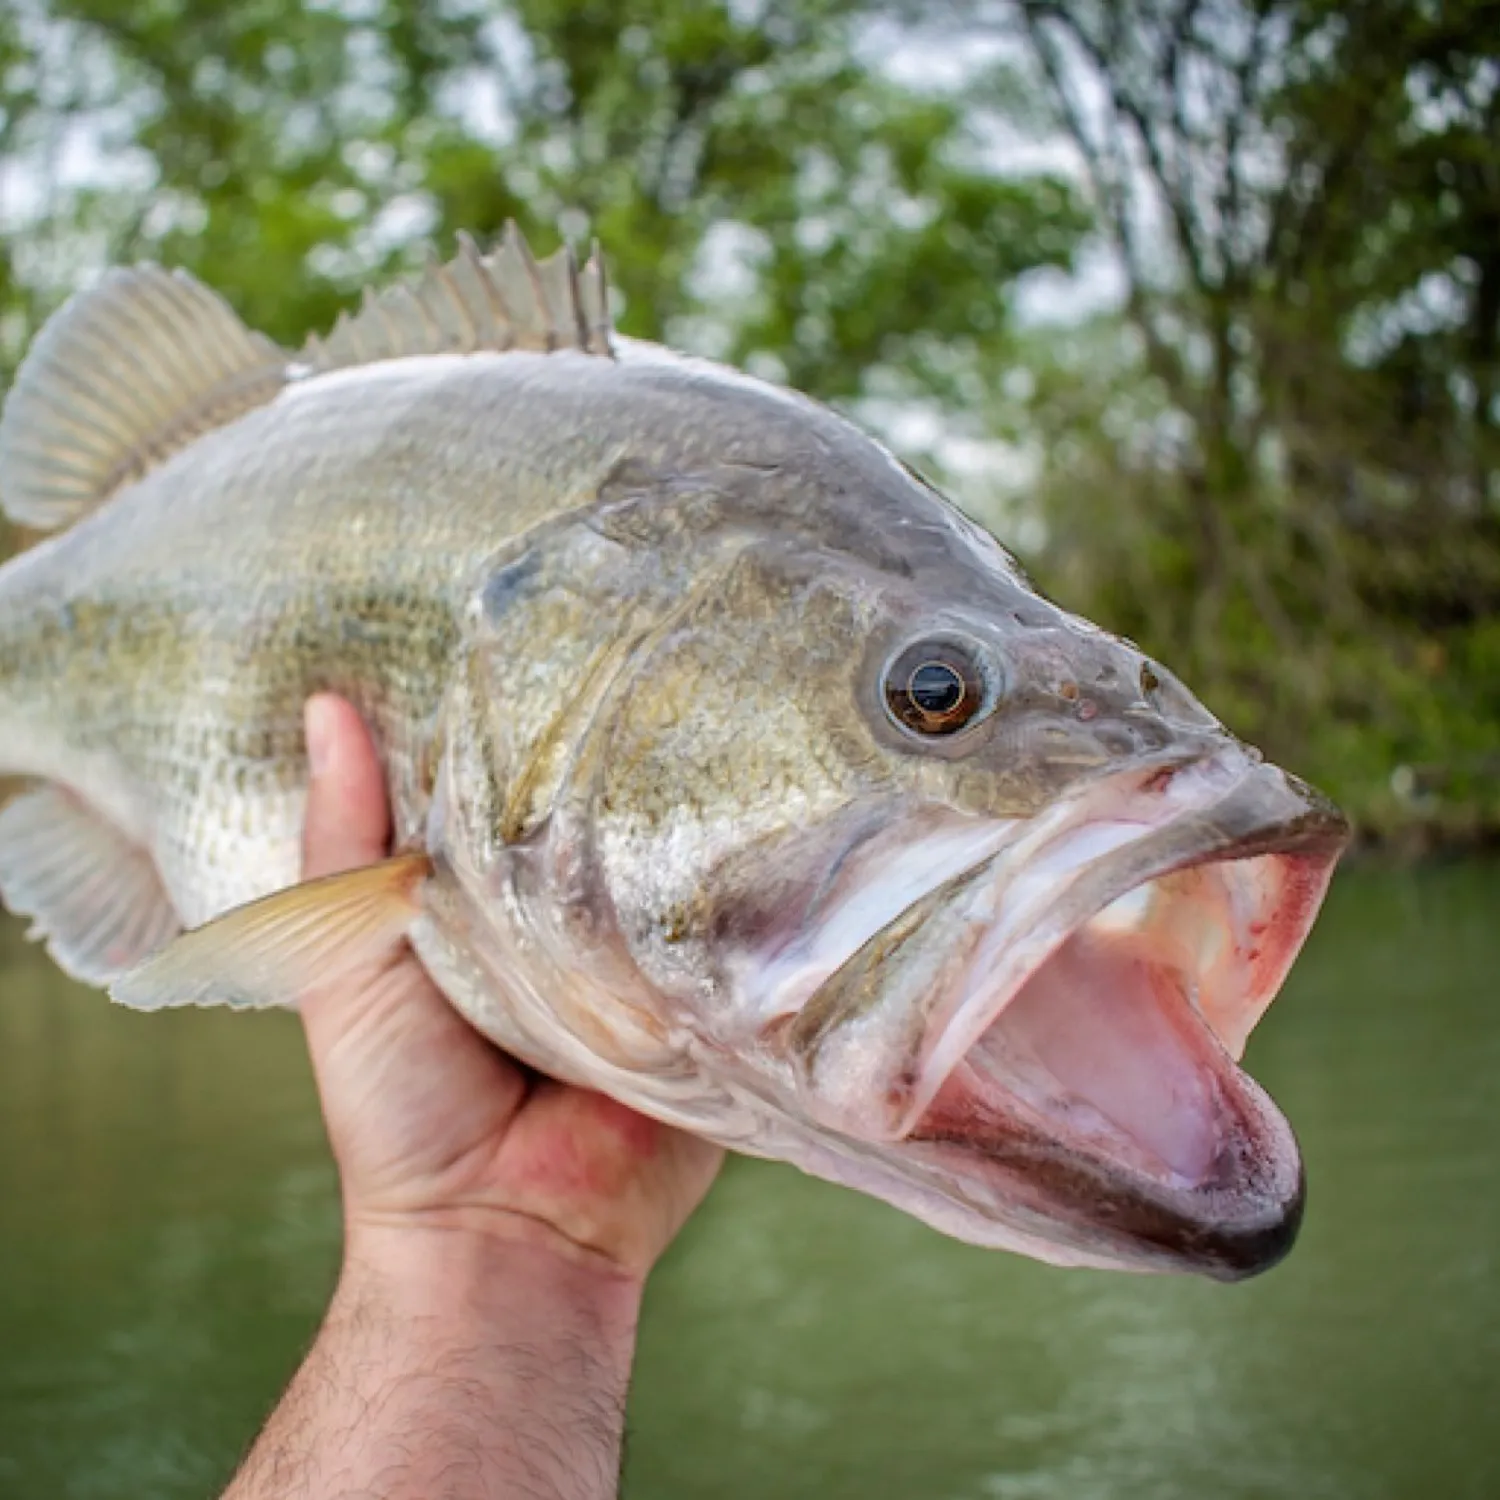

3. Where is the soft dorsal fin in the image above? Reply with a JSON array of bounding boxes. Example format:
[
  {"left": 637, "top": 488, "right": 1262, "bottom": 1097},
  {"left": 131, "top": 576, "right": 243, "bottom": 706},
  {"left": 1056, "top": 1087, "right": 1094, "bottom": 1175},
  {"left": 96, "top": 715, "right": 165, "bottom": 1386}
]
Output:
[
  {"left": 299, "top": 223, "right": 614, "bottom": 374},
  {"left": 0, "top": 266, "right": 288, "bottom": 531}
]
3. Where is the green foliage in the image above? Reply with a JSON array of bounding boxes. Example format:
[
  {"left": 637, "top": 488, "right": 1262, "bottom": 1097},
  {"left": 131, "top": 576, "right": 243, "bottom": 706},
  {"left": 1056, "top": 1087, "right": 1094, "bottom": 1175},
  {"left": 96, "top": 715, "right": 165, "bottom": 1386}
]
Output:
[
  {"left": 987, "top": 0, "right": 1500, "bottom": 843},
  {"left": 1, "top": 0, "right": 1083, "bottom": 416}
]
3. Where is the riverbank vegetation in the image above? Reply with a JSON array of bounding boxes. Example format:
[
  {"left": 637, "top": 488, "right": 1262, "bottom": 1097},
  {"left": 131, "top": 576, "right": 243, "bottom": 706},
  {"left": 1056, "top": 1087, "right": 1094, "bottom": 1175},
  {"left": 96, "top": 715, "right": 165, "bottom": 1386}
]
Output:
[{"left": 1, "top": 0, "right": 1494, "bottom": 843}]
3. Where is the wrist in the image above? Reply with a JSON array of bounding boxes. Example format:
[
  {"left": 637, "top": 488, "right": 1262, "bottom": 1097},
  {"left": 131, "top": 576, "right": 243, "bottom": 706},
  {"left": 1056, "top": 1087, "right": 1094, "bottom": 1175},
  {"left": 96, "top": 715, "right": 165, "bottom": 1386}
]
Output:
[
  {"left": 339, "top": 1216, "right": 645, "bottom": 1344},
  {"left": 224, "top": 1218, "right": 643, "bottom": 1500}
]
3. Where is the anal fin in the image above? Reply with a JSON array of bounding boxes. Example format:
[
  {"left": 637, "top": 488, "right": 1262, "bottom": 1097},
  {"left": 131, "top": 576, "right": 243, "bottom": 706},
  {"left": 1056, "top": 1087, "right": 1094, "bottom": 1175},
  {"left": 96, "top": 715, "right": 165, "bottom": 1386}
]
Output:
[
  {"left": 110, "top": 851, "right": 430, "bottom": 1012},
  {"left": 0, "top": 786, "right": 181, "bottom": 985}
]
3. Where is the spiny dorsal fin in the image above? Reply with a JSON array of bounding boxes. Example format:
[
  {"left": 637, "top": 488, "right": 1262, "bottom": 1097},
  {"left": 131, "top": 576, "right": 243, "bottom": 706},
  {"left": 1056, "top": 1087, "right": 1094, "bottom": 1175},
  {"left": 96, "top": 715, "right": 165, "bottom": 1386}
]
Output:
[
  {"left": 0, "top": 266, "right": 287, "bottom": 531},
  {"left": 299, "top": 223, "right": 614, "bottom": 374}
]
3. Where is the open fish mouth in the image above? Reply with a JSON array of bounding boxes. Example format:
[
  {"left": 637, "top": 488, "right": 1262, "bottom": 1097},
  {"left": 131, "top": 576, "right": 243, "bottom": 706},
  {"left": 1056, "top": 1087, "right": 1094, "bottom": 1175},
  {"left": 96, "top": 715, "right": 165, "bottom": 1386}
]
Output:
[{"left": 787, "top": 753, "right": 1349, "bottom": 1278}]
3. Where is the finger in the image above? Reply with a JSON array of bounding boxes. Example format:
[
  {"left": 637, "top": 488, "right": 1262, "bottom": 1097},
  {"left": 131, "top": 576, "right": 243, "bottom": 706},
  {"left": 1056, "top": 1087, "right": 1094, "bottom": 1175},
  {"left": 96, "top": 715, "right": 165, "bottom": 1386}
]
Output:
[
  {"left": 302, "top": 693, "right": 391, "bottom": 879},
  {"left": 299, "top": 693, "right": 404, "bottom": 1031}
]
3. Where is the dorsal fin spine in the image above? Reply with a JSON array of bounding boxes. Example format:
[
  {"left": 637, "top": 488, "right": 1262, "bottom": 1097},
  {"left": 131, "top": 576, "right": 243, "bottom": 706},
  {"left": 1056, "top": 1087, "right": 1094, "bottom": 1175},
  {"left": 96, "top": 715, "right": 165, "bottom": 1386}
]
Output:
[
  {"left": 566, "top": 251, "right": 587, "bottom": 348},
  {"left": 455, "top": 231, "right": 514, "bottom": 344},
  {"left": 299, "top": 223, "right": 613, "bottom": 377},
  {"left": 426, "top": 256, "right": 479, "bottom": 350},
  {"left": 509, "top": 223, "right": 551, "bottom": 348},
  {"left": 582, "top": 240, "right": 611, "bottom": 348}
]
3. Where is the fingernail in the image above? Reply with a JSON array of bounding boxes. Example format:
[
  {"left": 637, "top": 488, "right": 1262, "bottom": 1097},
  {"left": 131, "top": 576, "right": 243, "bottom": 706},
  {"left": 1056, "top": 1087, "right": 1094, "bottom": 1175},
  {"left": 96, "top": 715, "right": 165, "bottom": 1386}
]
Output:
[{"left": 305, "top": 697, "right": 335, "bottom": 778}]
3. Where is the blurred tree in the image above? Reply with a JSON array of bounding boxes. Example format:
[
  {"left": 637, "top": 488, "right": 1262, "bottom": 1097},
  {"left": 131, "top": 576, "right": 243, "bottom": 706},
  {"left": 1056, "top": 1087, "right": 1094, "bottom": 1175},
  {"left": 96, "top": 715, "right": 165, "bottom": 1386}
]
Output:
[
  {"left": 0, "top": 0, "right": 1083, "bottom": 421},
  {"left": 927, "top": 0, "right": 1500, "bottom": 838}
]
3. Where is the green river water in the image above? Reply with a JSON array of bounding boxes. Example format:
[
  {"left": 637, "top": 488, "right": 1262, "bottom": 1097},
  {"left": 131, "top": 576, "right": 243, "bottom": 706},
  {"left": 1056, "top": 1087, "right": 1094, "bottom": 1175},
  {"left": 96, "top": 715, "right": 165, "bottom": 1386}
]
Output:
[{"left": 0, "top": 861, "right": 1496, "bottom": 1499}]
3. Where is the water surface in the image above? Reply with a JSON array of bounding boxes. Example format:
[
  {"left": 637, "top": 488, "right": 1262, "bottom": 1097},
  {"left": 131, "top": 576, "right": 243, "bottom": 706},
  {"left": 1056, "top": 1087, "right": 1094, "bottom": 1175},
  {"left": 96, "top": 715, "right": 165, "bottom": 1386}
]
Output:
[{"left": 1, "top": 863, "right": 1496, "bottom": 1498}]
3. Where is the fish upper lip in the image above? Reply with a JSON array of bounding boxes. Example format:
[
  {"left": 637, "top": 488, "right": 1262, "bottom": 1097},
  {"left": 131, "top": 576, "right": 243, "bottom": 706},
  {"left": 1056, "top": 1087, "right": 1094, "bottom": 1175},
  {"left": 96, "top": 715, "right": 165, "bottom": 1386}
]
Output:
[
  {"left": 791, "top": 749, "right": 1347, "bottom": 1141},
  {"left": 883, "top": 751, "right": 1349, "bottom": 1141}
]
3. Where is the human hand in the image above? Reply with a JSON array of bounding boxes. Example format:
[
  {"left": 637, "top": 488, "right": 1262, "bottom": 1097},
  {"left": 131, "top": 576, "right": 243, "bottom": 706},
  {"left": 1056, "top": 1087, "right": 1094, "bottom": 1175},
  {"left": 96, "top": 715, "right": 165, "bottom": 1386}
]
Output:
[
  {"left": 298, "top": 693, "right": 723, "bottom": 1281},
  {"left": 222, "top": 695, "right": 716, "bottom": 1498}
]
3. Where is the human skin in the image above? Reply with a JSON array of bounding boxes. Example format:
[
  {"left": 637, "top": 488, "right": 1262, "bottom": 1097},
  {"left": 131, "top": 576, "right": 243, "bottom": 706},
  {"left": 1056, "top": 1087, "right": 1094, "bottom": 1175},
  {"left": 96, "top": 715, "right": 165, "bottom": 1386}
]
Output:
[{"left": 221, "top": 694, "right": 723, "bottom": 1500}]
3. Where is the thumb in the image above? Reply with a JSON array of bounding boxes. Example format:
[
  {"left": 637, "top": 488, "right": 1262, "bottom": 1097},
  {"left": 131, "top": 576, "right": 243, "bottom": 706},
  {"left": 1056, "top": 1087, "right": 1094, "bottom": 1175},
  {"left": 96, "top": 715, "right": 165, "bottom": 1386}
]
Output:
[
  {"left": 297, "top": 692, "right": 432, "bottom": 1062},
  {"left": 302, "top": 694, "right": 391, "bottom": 879}
]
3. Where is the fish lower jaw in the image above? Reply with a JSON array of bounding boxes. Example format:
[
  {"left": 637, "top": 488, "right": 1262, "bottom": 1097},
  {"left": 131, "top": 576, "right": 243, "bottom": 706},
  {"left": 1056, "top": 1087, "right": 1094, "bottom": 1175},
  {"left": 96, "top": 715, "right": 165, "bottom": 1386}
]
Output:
[{"left": 902, "top": 853, "right": 1318, "bottom": 1277}]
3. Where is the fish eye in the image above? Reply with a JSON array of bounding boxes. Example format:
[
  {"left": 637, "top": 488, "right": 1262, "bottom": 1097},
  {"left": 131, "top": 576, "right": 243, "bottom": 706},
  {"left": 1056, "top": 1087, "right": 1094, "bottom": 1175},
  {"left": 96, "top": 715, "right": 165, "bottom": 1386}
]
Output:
[{"left": 883, "top": 638, "right": 989, "bottom": 738}]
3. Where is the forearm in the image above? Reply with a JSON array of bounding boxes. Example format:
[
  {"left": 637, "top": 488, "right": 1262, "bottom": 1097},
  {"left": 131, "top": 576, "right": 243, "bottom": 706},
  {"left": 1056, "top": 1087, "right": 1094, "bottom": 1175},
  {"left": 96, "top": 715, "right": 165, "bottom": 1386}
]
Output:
[{"left": 223, "top": 1225, "right": 643, "bottom": 1500}]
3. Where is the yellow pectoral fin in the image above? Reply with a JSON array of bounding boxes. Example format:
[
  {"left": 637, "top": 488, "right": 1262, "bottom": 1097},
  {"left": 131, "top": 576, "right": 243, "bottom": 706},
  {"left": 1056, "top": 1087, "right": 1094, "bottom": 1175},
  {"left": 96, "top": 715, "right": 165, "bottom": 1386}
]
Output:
[{"left": 109, "top": 851, "right": 431, "bottom": 1012}]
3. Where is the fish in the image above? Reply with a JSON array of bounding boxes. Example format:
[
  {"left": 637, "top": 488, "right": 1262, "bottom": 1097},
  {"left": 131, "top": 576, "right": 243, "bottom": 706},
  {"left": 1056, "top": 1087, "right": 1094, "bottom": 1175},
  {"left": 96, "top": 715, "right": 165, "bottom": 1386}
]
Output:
[{"left": 0, "top": 226, "right": 1348, "bottom": 1279}]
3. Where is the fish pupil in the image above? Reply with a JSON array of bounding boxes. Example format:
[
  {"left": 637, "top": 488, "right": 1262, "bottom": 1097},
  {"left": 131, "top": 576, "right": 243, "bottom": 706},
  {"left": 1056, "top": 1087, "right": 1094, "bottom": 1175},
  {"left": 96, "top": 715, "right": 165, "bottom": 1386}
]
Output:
[{"left": 910, "top": 662, "right": 963, "bottom": 714}]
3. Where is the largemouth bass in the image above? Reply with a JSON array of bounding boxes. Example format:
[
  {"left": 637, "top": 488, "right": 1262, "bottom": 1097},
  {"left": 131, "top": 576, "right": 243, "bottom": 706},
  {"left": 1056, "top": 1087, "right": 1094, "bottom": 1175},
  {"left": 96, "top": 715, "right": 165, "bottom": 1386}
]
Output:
[{"left": 0, "top": 228, "right": 1348, "bottom": 1278}]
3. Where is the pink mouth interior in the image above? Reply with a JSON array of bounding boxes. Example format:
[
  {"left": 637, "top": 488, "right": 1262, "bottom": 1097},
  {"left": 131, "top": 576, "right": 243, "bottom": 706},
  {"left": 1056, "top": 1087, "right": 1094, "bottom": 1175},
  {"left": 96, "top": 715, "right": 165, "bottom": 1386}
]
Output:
[
  {"left": 919, "top": 850, "right": 1333, "bottom": 1190},
  {"left": 988, "top": 925, "right": 1222, "bottom": 1179}
]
